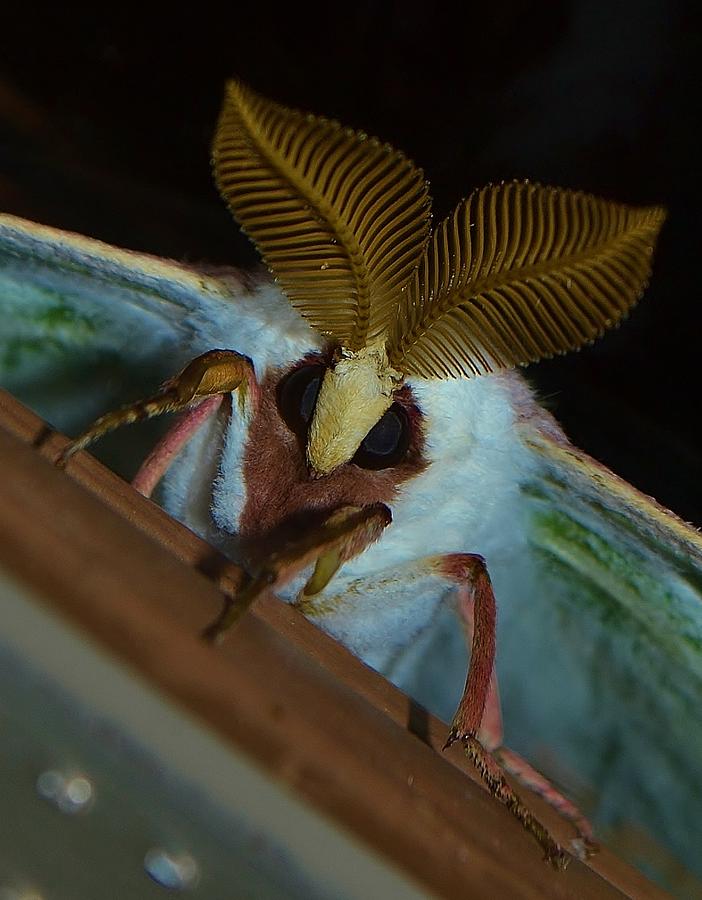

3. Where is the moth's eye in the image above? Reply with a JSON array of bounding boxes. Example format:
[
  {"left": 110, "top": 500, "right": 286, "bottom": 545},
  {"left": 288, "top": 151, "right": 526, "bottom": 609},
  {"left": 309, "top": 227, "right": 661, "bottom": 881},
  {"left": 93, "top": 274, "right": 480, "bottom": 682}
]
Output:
[
  {"left": 353, "top": 404, "right": 411, "bottom": 470},
  {"left": 277, "top": 364, "right": 325, "bottom": 435}
]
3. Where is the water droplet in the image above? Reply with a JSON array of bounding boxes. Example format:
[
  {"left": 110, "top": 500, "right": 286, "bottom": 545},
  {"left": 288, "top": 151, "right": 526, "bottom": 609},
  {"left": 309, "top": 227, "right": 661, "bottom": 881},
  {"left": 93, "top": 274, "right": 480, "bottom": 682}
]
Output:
[
  {"left": 36, "top": 769, "right": 63, "bottom": 800},
  {"left": 144, "top": 849, "right": 199, "bottom": 891},
  {"left": 36, "top": 770, "right": 94, "bottom": 814}
]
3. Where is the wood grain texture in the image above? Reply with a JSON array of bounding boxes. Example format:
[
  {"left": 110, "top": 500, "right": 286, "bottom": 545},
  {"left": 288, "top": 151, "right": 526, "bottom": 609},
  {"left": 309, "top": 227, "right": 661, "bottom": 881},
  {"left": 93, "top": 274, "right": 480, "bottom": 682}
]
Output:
[{"left": 0, "top": 388, "right": 668, "bottom": 899}]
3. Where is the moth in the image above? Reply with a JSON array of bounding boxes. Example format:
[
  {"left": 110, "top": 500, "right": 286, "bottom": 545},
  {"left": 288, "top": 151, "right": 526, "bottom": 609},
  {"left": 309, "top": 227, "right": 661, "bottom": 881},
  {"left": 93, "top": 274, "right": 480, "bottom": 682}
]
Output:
[{"left": 1, "top": 81, "right": 700, "bottom": 888}]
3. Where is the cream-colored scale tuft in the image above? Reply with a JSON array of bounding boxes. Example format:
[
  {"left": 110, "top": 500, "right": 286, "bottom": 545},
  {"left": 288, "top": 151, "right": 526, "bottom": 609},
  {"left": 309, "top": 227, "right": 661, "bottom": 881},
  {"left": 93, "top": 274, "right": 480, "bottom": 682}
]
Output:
[{"left": 307, "top": 345, "right": 403, "bottom": 476}]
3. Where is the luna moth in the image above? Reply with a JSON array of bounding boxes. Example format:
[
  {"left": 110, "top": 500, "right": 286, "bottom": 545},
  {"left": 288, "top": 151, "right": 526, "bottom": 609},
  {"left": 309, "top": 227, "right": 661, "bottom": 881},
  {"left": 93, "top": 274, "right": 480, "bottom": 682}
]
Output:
[{"left": 1, "top": 81, "right": 699, "bottom": 892}]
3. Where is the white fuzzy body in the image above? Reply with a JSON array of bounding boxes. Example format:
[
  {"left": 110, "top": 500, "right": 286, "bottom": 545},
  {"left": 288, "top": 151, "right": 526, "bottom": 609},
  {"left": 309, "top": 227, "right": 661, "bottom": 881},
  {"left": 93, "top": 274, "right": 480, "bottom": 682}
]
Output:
[{"left": 161, "top": 282, "right": 537, "bottom": 709}]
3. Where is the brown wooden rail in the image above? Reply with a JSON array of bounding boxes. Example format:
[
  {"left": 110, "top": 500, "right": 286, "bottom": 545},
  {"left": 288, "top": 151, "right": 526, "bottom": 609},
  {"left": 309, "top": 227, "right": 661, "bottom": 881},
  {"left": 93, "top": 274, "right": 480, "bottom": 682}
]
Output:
[{"left": 0, "top": 388, "right": 668, "bottom": 899}]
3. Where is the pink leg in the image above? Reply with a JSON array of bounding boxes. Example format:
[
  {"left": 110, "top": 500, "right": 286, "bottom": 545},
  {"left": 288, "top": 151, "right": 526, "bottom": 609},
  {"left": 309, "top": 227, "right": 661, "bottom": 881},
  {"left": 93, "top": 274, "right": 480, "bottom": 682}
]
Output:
[
  {"left": 449, "top": 554, "right": 596, "bottom": 858},
  {"left": 290, "top": 550, "right": 576, "bottom": 865},
  {"left": 132, "top": 395, "right": 224, "bottom": 497},
  {"left": 455, "top": 582, "right": 503, "bottom": 750},
  {"left": 439, "top": 553, "right": 569, "bottom": 868},
  {"left": 441, "top": 554, "right": 496, "bottom": 743},
  {"left": 495, "top": 747, "right": 595, "bottom": 855}
]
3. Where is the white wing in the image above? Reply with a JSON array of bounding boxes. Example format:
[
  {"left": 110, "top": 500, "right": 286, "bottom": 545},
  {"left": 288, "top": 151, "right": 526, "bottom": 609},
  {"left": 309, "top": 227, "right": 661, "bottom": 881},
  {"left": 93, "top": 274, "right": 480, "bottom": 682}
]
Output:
[
  {"left": 508, "top": 407, "right": 702, "bottom": 890},
  {"left": 0, "top": 213, "right": 317, "bottom": 470}
]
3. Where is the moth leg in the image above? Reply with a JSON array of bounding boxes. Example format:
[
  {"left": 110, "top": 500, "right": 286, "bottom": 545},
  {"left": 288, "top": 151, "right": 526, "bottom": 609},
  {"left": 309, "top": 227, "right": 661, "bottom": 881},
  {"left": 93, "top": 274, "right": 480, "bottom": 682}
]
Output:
[
  {"left": 299, "top": 551, "right": 567, "bottom": 866},
  {"left": 203, "top": 503, "right": 392, "bottom": 643},
  {"left": 454, "top": 582, "right": 503, "bottom": 750},
  {"left": 440, "top": 553, "right": 569, "bottom": 870},
  {"left": 131, "top": 394, "right": 225, "bottom": 497},
  {"left": 57, "top": 349, "right": 256, "bottom": 468},
  {"left": 454, "top": 567, "right": 596, "bottom": 859},
  {"left": 494, "top": 748, "right": 596, "bottom": 859}
]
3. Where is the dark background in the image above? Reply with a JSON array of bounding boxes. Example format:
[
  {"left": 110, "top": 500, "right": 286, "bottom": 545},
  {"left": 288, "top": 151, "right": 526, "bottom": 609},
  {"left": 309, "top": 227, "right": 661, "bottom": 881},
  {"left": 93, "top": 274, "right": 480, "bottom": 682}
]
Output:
[{"left": 1, "top": 2, "right": 700, "bottom": 521}]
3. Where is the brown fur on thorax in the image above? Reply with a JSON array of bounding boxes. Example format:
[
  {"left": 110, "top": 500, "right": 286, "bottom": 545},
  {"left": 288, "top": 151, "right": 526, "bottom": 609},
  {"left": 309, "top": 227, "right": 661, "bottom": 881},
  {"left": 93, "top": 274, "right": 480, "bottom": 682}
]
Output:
[{"left": 238, "top": 367, "right": 427, "bottom": 561}]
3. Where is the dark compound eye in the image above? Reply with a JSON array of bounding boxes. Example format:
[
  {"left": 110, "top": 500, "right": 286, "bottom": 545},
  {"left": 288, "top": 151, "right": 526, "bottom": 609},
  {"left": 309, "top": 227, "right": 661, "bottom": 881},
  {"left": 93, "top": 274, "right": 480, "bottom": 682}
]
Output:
[
  {"left": 353, "top": 403, "right": 411, "bottom": 470},
  {"left": 277, "top": 363, "right": 325, "bottom": 436}
]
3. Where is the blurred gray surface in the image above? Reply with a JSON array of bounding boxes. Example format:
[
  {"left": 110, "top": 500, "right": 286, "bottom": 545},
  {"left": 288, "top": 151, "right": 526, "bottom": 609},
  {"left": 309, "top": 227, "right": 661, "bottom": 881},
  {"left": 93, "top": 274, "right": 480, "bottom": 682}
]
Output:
[{"left": 0, "top": 568, "right": 426, "bottom": 900}]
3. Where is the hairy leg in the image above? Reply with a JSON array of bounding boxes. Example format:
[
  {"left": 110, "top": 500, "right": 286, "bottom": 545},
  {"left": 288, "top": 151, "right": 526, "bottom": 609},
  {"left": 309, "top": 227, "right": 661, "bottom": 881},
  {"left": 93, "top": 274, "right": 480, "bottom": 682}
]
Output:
[
  {"left": 433, "top": 553, "right": 567, "bottom": 868},
  {"left": 451, "top": 556, "right": 595, "bottom": 858},
  {"left": 202, "top": 504, "right": 392, "bottom": 641},
  {"left": 58, "top": 349, "right": 256, "bottom": 466},
  {"left": 300, "top": 551, "right": 571, "bottom": 867}
]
